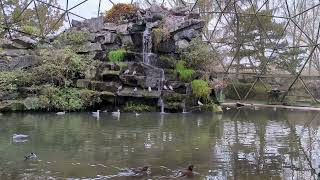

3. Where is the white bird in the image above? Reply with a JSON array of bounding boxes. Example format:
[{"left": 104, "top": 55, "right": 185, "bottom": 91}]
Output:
[
  {"left": 132, "top": 70, "right": 137, "bottom": 75},
  {"left": 117, "top": 86, "right": 123, "bottom": 91},
  {"left": 273, "top": 107, "right": 277, "bottom": 111},
  {"left": 133, "top": 87, "right": 137, "bottom": 92},
  {"left": 24, "top": 152, "right": 37, "bottom": 160},
  {"left": 168, "top": 85, "right": 174, "bottom": 91},
  {"left": 112, "top": 109, "right": 121, "bottom": 117},
  {"left": 163, "top": 85, "right": 168, "bottom": 90},
  {"left": 148, "top": 87, "right": 152, "bottom": 92},
  {"left": 92, "top": 110, "right": 100, "bottom": 119},
  {"left": 197, "top": 100, "right": 204, "bottom": 106},
  {"left": 135, "top": 112, "right": 140, "bottom": 116},
  {"left": 13, "top": 134, "right": 29, "bottom": 139},
  {"left": 124, "top": 69, "right": 130, "bottom": 74},
  {"left": 226, "top": 107, "right": 231, "bottom": 110},
  {"left": 56, "top": 112, "right": 65, "bottom": 115},
  {"left": 103, "top": 110, "right": 108, "bottom": 112}
]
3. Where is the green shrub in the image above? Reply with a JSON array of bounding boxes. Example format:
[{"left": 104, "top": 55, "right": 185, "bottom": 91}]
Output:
[
  {"left": 179, "top": 38, "right": 220, "bottom": 72},
  {"left": 79, "top": 89, "right": 101, "bottom": 107},
  {"left": 40, "top": 85, "right": 84, "bottom": 111},
  {"left": 123, "top": 102, "right": 153, "bottom": 112},
  {"left": 108, "top": 49, "right": 126, "bottom": 62},
  {"left": 22, "top": 25, "right": 40, "bottom": 35},
  {"left": 54, "top": 30, "right": 89, "bottom": 45},
  {"left": 175, "top": 60, "right": 195, "bottom": 82},
  {"left": 191, "top": 80, "right": 211, "bottom": 98},
  {"left": 104, "top": 3, "right": 138, "bottom": 23}
]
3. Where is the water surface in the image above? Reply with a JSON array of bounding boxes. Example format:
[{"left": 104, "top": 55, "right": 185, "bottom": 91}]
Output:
[{"left": 0, "top": 109, "right": 319, "bottom": 179}]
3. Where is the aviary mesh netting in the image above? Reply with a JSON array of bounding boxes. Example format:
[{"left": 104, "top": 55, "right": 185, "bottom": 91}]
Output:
[{"left": 1, "top": 0, "right": 320, "bottom": 104}]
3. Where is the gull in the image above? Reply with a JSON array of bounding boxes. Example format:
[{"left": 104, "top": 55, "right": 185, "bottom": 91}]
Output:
[
  {"left": 226, "top": 107, "right": 231, "bottom": 110},
  {"left": 197, "top": 100, "right": 203, "bottom": 106},
  {"left": 124, "top": 69, "right": 130, "bottom": 74},
  {"left": 169, "top": 85, "right": 174, "bottom": 91},
  {"left": 133, "top": 87, "right": 137, "bottom": 92},
  {"left": 24, "top": 152, "right": 37, "bottom": 161},
  {"left": 132, "top": 70, "right": 136, "bottom": 75},
  {"left": 135, "top": 112, "right": 140, "bottom": 116},
  {"left": 163, "top": 85, "right": 168, "bottom": 90},
  {"left": 273, "top": 107, "right": 277, "bottom": 111},
  {"left": 148, "top": 87, "right": 152, "bottom": 92},
  {"left": 92, "top": 110, "right": 100, "bottom": 119},
  {"left": 56, "top": 112, "right": 65, "bottom": 115},
  {"left": 117, "top": 85, "right": 123, "bottom": 91},
  {"left": 13, "top": 134, "right": 29, "bottom": 139},
  {"left": 112, "top": 109, "right": 120, "bottom": 117}
]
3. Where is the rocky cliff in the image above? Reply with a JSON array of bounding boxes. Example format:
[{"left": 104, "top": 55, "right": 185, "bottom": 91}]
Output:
[{"left": 0, "top": 5, "right": 221, "bottom": 112}]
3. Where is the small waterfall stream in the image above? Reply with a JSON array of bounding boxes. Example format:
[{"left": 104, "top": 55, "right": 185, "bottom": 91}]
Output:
[
  {"left": 143, "top": 23, "right": 166, "bottom": 113},
  {"left": 142, "top": 25, "right": 152, "bottom": 64}
]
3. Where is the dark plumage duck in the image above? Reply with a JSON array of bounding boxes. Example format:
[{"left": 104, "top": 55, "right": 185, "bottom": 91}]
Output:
[
  {"left": 131, "top": 166, "right": 149, "bottom": 174},
  {"left": 178, "top": 165, "right": 194, "bottom": 178},
  {"left": 24, "top": 152, "right": 37, "bottom": 160}
]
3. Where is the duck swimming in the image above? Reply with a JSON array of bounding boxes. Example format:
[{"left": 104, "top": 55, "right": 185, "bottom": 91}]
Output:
[
  {"left": 178, "top": 165, "right": 194, "bottom": 178},
  {"left": 131, "top": 166, "right": 149, "bottom": 174},
  {"left": 24, "top": 152, "right": 37, "bottom": 160}
]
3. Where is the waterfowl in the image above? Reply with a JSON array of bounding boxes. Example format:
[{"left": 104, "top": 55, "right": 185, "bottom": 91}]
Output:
[
  {"left": 24, "top": 152, "right": 37, "bottom": 160},
  {"left": 56, "top": 112, "right": 65, "bottom": 115},
  {"left": 148, "top": 87, "right": 152, "bottom": 92},
  {"left": 197, "top": 100, "right": 203, "bottom": 106},
  {"left": 112, "top": 109, "right": 120, "bottom": 117},
  {"left": 117, "top": 86, "right": 123, "bottom": 91},
  {"left": 131, "top": 166, "right": 149, "bottom": 174},
  {"left": 132, "top": 70, "right": 137, "bottom": 75},
  {"left": 135, "top": 112, "right": 140, "bottom": 116},
  {"left": 163, "top": 85, "right": 168, "bottom": 90},
  {"left": 226, "top": 107, "right": 231, "bottom": 110},
  {"left": 178, "top": 165, "right": 194, "bottom": 178},
  {"left": 92, "top": 110, "right": 100, "bottom": 119},
  {"left": 133, "top": 87, "right": 137, "bottom": 92},
  {"left": 168, "top": 85, "right": 174, "bottom": 91},
  {"left": 124, "top": 69, "right": 130, "bottom": 74},
  {"left": 13, "top": 134, "right": 28, "bottom": 139},
  {"left": 236, "top": 102, "right": 245, "bottom": 108}
]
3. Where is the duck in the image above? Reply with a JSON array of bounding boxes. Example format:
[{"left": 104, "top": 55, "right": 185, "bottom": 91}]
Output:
[
  {"left": 124, "top": 69, "right": 130, "bottom": 74},
  {"left": 131, "top": 166, "right": 149, "bottom": 174},
  {"left": 197, "top": 100, "right": 203, "bottom": 106},
  {"left": 13, "top": 134, "right": 28, "bottom": 139},
  {"left": 132, "top": 70, "right": 137, "bottom": 75},
  {"left": 24, "top": 152, "right": 37, "bottom": 160},
  {"left": 56, "top": 111, "right": 65, "bottom": 115},
  {"left": 226, "top": 107, "right": 231, "bottom": 110},
  {"left": 135, "top": 112, "right": 140, "bottom": 116},
  {"left": 133, "top": 87, "right": 137, "bottom": 92},
  {"left": 168, "top": 85, "right": 174, "bottom": 91},
  {"left": 148, "top": 87, "right": 152, "bottom": 92},
  {"left": 178, "top": 165, "right": 194, "bottom": 178},
  {"left": 236, "top": 102, "right": 245, "bottom": 108},
  {"left": 92, "top": 110, "right": 100, "bottom": 119},
  {"left": 112, "top": 109, "right": 120, "bottom": 117},
  {"left": 163, "top": 85, "right": 168, "bottom": 90}
]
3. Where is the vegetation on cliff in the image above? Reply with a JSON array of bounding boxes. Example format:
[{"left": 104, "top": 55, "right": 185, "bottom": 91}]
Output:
[{"left": 104, "top": 3, "right": 138, "bottom": 23}]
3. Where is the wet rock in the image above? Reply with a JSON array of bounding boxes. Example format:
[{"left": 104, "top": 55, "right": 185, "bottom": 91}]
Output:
[
  {"left": 173, "top": 29, "right": 199, "bottom": 41},
  {"left": 0, "top": 100, "right": 26, "bottom": 112},
  {"left": 76, "top": 42, "right": 102, "bottom": 53},
  {"left": 95, "top": 31, "right": 116, "bottom": 44},
  {"left": 0, "top": 49, "right": 30, "bottom": 57},
  {"left": 0, "top": 55, "right": 40, "bottom": 71},
  {"left": 12, "top": 36, "right": 37, "bottom": 49},
  {"left": 117, "top": 87, "right": 161, "bottom": 98},
  {"left": 72, "top": 16, "right": 104, "bottom": 32},
  {"left": 77, "top": 79, "right": 119, "bottom": 92}
]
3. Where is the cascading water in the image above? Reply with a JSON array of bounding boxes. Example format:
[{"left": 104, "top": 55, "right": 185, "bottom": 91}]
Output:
[
  {"left": 182, "top": 99, "right": 187, "bottom": 113},
  {"left": 159, "top": 97, "right": 165, "bottom": 114},
  {"left": 142, "top": 26, "right": 152, "bottom": 64}
]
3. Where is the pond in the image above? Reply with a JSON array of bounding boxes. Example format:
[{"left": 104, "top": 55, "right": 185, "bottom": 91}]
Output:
[{"left": 0, "top": 109, "right": 319, "bottom": 179}]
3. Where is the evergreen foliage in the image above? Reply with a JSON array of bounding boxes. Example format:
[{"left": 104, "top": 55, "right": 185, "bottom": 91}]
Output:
[
  {"left": 191, "top": 80, "right": 211, "bottom": 98},
  {"left": 108, "top": 49, "right": 126, "bottom": 62}
]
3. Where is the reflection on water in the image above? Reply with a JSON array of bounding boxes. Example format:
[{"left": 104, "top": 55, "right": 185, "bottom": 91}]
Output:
[{"left": 0, "top": 109, "right": 319, "bottom": 179}]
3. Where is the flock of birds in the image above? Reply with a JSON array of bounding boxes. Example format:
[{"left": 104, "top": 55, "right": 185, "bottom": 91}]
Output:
[{"left": 118, "top": 69, "right": 175, "bottom": 93}]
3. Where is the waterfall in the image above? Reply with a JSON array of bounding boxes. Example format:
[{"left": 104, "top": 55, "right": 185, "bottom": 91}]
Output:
[
  {"left": 143, "top": 26, "right": 152, "bottom": 64},
  {"left": 182, "top": 99, "right": 187, "bottom": 113},
  {"left": 159, "top": 97, "right": 165, "bottom": 114}
]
